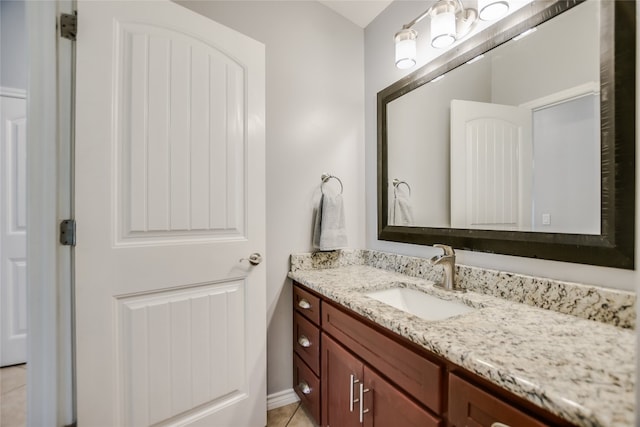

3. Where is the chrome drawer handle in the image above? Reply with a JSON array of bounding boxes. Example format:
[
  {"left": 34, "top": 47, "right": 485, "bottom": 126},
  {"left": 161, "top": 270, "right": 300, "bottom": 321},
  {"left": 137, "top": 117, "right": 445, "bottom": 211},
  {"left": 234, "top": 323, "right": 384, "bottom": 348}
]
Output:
[
  {"left": 491, "top": 423, "right": 511, "bottom": 427},
  {"left": 298, "top": 298, "right": 312, "bottom": 309},
  {"left": 349, "top": 374, "right": 360, "bottom": 412},
  {"left": 298, "top": 381, "right": 312, "bottom": 395},
  {"left": 298, "top": 335, "right": 311, "bottom": 348},
  {"left": 359, "top": 383, "right": 370, "bottom": 423}
]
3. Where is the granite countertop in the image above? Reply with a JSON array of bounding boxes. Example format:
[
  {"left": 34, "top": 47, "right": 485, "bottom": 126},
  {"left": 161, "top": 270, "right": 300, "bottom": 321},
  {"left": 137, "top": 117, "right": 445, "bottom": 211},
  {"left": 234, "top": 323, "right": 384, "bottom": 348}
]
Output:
[{"left": 288, "top": 264, "right": 635, "bottom": 427}]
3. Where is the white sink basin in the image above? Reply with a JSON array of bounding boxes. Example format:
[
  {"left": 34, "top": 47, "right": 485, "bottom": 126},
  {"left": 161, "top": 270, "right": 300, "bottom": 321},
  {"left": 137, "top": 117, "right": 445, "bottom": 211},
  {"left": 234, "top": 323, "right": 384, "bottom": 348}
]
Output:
[{"left": 365, "top": 287, "right": 475, "bottom": 321}]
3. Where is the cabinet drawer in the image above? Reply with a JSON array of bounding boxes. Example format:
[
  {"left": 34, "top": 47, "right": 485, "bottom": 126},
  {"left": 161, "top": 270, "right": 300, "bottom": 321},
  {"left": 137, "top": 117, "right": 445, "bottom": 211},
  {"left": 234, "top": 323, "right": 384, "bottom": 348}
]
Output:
[
  {"left": 293, "top": 354, "right": 321, "bottom": 426},
  {"left": 293, "top": 284, "right": 321, "bottom": 325},
  {"left": 322, "top": 303, "right": 443, "bottom": 414},
  {"left": 294, "top": 312, "right": 320, "bottom": 375},
  {"left": 448, "top": 374, "right": 549, "bottom": 427}
]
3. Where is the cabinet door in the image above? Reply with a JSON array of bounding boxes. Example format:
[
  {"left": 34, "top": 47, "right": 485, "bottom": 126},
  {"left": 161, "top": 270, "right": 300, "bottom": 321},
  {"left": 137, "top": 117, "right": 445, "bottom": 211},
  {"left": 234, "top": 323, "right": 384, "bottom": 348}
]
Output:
[
  {"left": 363, "top": 366, "right": 442, "bottom": 427},
  {"left": 322, "top": 334, "right": 362, "bottom": 427}
]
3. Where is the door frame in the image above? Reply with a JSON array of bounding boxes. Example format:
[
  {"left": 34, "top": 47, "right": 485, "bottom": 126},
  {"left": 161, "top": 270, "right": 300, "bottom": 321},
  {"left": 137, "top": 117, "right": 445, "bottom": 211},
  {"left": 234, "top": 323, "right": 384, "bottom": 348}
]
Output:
[{"left": 26, "top": 1, "right": 75, "bottom": 425}]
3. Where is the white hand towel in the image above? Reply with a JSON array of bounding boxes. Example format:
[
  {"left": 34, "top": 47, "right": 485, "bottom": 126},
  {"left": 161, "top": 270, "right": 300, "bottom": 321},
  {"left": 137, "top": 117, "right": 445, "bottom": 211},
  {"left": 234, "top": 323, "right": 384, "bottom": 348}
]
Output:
[
  {"left": 313, "top": 193, "right": 348, "bottom": 251},
  {"left": 390, "top": 187, "right": 413, "bottom": 226},
  {"left": 312, "top": 199, "right": 323, "bottom": 249}
]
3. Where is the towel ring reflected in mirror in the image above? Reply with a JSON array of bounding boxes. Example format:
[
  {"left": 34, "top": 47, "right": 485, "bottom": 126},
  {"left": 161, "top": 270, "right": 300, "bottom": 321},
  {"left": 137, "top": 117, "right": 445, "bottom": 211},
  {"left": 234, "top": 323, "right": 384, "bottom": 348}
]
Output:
[
  {"left": 321, "top": 173, "right": 344, "bottom": 195},
  {"left": 392, "top": 179, "right": 411, "bottom": 197}
]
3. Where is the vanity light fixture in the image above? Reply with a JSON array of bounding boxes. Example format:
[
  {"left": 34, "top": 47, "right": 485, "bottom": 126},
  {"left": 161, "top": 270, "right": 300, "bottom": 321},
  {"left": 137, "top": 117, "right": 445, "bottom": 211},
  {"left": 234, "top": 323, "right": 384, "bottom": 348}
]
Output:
[{"left": 394, "top": 0, "right": 510, "bottom": 69}]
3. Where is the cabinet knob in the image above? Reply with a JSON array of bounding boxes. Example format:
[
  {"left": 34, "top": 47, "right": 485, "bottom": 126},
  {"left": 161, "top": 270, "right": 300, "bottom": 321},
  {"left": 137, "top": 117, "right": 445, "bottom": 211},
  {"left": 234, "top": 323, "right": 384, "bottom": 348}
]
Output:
[
  {"left": 298, "top": 335, "right": 311, "bottom": 348},
  {"left": 298, "top": 298, "right": 312, "bottom": 309},
  {"left": 491, "top": 423, "right": 511, "bottom": 427},
  {"left": 298, "top": 381, "right": 312, "bottom": 395}
]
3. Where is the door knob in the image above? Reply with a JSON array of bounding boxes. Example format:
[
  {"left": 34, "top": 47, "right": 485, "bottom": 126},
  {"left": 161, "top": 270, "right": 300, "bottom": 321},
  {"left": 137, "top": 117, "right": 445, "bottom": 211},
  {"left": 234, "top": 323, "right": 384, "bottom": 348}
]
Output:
[{"left": 240, "top": 253, "right": 263, "bottom": 266}]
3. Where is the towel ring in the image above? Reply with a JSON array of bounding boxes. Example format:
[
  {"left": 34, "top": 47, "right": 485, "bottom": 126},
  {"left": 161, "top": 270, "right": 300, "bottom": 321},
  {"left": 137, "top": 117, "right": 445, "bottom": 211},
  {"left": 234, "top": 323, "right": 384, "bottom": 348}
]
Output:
[
  {"left": 392, "top": 179, "right": 411, "bottom": 196},
  {"left": 321, "top": 173, "right": 344, "bottom": 195}
]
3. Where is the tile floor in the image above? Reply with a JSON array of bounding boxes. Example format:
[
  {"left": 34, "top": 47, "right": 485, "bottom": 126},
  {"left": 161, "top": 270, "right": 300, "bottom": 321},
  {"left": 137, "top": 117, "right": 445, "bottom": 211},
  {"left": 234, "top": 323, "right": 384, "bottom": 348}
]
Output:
[
  {"left": 0, "top": 364, "right": 27, "bottom": 427},
  {"left": 267, "top": 402, "right": 316, "bottom": 427},
  {"left": 0, "top": 366, "right": 313, "bottom": 427}
]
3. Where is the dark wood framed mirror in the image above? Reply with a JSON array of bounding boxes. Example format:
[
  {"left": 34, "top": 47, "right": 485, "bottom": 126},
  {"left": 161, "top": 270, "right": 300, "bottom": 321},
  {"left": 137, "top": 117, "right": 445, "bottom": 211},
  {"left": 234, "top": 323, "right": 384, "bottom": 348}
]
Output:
[{"left": 377, "top": 0, "right": 635, "bottom": 269}]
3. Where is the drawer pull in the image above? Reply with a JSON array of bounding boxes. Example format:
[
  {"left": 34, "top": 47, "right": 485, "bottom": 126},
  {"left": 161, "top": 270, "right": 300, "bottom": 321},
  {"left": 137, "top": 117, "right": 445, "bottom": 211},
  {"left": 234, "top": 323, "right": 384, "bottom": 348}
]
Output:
[
  {"left": 349, "top": 374, "right": 360, "bottom": 412},
  {"left": 298, "top": 299, "right": 312, "bottom": 309},
  {"left": 298, "top": 335, "right": 311, "bottom": 348},
  {"left": 298, "top": 381, "right": 312, "bottom": 395},
  {"left": 359, "top": 383, "right": 370, "bottom": 423},
  {"left": 491, "top": 424, "right": 511, "bottom": 427}
]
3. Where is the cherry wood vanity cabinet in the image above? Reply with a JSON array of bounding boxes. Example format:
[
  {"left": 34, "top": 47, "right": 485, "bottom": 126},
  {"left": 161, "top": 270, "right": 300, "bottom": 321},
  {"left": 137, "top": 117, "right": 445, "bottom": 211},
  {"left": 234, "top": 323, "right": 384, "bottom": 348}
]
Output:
[
  {"left": 321, "top": 302, "right": 444, "bottom": 425},
  {"left": 292, "top": 285, "right": 322, "bottom": 424},
  {"left": 322, "top": 333, "right": 441, "bottom": 427},
  {"left": 292, "top": 281, "right": 578, "bottom": 427}
]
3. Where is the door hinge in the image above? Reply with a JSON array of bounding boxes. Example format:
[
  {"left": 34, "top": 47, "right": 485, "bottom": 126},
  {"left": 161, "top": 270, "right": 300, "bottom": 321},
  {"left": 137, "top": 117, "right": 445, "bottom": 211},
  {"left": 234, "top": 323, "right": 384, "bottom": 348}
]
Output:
[
  {"left": 60, "top": 13, "right": 77, "bottom": 41},
  {"left": 59, "top": 220, "right": 76, "bottom": 246}
]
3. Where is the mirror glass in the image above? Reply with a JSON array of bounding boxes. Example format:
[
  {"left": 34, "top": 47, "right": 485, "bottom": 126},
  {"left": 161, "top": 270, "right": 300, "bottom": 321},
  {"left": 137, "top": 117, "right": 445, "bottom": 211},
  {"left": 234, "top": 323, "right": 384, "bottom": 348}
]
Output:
[{"left": 386, "top": 0, "right": 600, "bottom": 234}]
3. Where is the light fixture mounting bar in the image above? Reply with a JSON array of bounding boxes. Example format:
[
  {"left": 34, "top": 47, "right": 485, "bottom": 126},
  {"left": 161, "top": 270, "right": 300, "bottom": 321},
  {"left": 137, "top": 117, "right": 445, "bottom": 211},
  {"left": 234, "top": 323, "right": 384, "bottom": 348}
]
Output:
[
  {"left": 401, "top": 0, "right": 467, "bottom": 30},
  {"left": 402, "top": 6, "right": 434, "bottom": 30}
]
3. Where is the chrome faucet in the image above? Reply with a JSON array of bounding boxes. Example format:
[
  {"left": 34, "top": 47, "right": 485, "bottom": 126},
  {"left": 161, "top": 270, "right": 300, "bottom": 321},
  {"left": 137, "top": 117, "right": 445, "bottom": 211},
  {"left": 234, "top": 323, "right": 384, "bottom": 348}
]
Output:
[{"left": 429, "top": 244, "right": 463, "bottom": 292}]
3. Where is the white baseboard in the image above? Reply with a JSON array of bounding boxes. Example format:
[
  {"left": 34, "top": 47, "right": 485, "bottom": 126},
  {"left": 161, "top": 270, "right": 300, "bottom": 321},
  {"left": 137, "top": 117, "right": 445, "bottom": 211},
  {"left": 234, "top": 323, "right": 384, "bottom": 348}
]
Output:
[{"left": 267, "top": 388, "right": 300, "bottom": 411}]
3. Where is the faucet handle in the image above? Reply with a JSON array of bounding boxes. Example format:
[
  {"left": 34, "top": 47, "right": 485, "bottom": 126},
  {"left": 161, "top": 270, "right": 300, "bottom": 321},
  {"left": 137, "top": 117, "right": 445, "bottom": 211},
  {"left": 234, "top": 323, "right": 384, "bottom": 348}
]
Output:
[{"left": 434, "top": 244, "right": 455, "bottom": 256}]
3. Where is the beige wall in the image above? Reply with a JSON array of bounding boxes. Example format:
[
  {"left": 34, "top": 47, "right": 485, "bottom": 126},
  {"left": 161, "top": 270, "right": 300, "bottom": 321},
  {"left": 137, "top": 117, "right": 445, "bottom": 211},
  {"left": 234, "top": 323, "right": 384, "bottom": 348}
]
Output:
[{"left": 176, "top": 1, "right": 366, "bottom": 396}]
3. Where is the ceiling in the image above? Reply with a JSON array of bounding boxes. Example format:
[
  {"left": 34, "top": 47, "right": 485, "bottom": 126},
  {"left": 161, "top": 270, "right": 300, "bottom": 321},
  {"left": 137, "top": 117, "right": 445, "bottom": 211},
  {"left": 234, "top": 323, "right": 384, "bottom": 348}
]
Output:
[{"left": 319, "top": 0, "right": 394, "bottom": 28}]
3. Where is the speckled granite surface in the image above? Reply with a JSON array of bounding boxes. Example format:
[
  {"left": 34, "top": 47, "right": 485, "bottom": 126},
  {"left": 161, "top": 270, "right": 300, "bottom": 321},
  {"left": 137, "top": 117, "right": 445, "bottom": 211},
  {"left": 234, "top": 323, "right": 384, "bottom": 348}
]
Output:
[
  {"left": 290, "top": 249, "right": 636, "bottom": 329},
  {"left": 288, "top": 263, "right": 635, "bottom": 427}
]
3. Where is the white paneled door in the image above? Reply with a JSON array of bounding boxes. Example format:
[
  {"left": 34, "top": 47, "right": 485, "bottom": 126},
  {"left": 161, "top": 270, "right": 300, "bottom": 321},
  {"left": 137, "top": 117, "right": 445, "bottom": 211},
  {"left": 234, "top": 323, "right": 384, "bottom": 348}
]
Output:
[
  {"left": 74, "top": 2, "right": 266, "bottom": 426},
  {"left": 0, "top": 91, "right": 28, "bottom": 367},
  {"left": 450, "top": 100, "right": 532, "bottom": 230}
]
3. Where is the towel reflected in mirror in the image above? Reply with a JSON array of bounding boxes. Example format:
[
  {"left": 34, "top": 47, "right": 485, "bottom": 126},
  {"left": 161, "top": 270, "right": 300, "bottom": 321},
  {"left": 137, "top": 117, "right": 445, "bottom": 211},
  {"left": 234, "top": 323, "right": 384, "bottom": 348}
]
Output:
[{"left": 390, "top": 185, "right": 414, "bottom": 226}]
